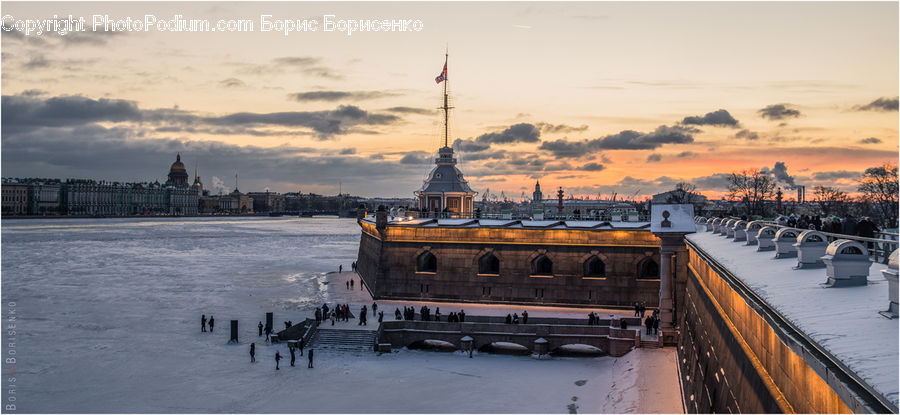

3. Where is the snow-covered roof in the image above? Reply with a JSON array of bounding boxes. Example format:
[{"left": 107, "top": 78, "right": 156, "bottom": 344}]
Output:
[
  {"left": 686, "top": 229, "right": 898, "bottom": 410},
  {"left": 361, "top": 217, "right": 652, "bottom": 230}
]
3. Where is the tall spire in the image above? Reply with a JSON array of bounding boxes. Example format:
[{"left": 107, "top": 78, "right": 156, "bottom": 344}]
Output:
[
  {"left": 443, "top": 50, "right": 448, "bottom": 148},
  {"left": 436, "top": 48, "right": 453, "bottom": 149}
]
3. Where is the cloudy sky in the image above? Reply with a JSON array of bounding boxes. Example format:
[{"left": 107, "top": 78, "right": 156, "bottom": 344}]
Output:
[{"left": 2, "top": 2, "right": 897, "bottom": 199}]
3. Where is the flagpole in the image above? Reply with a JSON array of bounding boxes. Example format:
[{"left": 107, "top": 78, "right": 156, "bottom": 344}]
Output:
[{"left": 443, "top": 51, "right": 449, "bottom": 148}]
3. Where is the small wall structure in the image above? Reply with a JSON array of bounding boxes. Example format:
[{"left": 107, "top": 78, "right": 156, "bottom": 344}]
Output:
[{"left": 377, "top": 320, "right": 638, "bottom": 357}]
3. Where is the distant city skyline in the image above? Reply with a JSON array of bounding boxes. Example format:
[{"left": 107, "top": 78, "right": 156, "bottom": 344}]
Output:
[{"left": 1, "top": 2, "right": 897, "bottom": 199}]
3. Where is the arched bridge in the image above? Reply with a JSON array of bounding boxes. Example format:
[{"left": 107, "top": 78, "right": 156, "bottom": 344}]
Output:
[{"left": 377, "top": 320, "right": 639, "bottom": 357}]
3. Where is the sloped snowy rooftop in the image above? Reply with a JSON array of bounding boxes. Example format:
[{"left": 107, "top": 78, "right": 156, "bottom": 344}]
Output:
[{"left": 686, "top": 228, "right": 899, "bottom": 409}]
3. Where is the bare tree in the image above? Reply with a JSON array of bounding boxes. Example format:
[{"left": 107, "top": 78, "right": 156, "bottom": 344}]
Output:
[
  {"left": 727, "top": 169, "right": 776, "bottom": 216},
  {"left": 665, "top": 182, "right": 700, "bottom": 204},
  {"left": 812, "top": 185, "right": 850, "bottom": 217},
  {"left": 858, "top": 163, "right": 899, "bottom": 228}
]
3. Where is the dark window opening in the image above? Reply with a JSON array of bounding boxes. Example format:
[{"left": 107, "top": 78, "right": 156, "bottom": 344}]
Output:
[
  {"left": 417, "top": 251, "right": 437, "bottom": 273},
  {"left": 584, "top": 256, "right": 606, "bottom": 277},
  {"left": 478, "top": 253, "right": 500, "bottom": 274},
  {"left": 532, "top": 255, "right": 553, "bottom": 275},
  {"left": 639, "top": 258, "right": 659, "bottom": 279}
]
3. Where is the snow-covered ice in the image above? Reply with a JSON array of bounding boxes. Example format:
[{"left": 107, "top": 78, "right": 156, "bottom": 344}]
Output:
[{"left": 1, "top": 217, "right": 682, "bottom": 413}]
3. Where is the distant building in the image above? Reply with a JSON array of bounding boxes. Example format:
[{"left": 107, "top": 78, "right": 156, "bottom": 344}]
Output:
[
  {"left": 248, "top": 191, "right": 285, "bottom": 213},
  {"left": 63, "top": 180, "right": 169, "bottom": 215},
  {"left": 230, "top": 189, "right": 253, "bottom": 213},
  {"left": 1, "top": 181, "right": 29, "bottom": 215},
  {"left": 166, "top": 153, "right": 189, "bottom": 186},
  {"left": 532, "top": 180, "right": 543, "bottom": 210},
  {"left": 29, "top": 181, "right": 62, "bottom": 215}
]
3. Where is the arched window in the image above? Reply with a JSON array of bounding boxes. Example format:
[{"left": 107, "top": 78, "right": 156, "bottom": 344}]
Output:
[
  {"left": 478, "top": 253, "right": 500, "bottom": 275},
  {"left": 584, "top": 256, "right": 606, "bottom": 277},
  {"left": 532, "top": 255, "right": 553, "bottom": 276},
  {"left": 417, "top": 251, "right": 437, "bottom": 273},
  {"left": 638, "top": 258, "right": 659, "bottom": 279}
]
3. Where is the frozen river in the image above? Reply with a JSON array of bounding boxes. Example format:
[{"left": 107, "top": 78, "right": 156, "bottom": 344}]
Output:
[{"left": 1, "top": 216, "right": 681, "bottom": 413}]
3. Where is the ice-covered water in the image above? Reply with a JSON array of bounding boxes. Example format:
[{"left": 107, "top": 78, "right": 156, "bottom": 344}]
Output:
[{"left": 0, "top": 216, "right": 682, "bottom": 413}]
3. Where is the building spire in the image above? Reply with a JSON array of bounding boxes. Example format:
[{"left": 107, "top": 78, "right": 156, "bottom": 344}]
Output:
[{"left": 435, "top": 47, "right": 453, "bottom": 150}]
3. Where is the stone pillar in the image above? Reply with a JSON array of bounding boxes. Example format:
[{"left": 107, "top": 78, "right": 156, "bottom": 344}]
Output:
[
  {"left": 650, "top": 203, "right": 696, "bottom": 347},
  {"left": 658, "top": 243, "right": 675, "bottom": 330}
]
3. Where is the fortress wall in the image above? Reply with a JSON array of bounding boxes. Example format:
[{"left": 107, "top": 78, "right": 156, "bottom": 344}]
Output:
[
  {"left": 679, "top": 242, "right": 852, "bottom": 413},
  {"left": 357, "top": 223, "right": 661, "bottom": 307}
]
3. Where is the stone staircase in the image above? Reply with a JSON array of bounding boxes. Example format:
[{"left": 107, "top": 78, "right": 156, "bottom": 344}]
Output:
[
  {"left": 640, "top": 339, "right": 660, "bottom": 349},
  {"left": 308, "top": 328, "right": 376, "bottom": 353}
]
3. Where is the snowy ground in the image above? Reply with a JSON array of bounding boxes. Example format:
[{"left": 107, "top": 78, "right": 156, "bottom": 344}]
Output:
[{"left": 1, "top": 217, "right": 681, "bottom": 413}]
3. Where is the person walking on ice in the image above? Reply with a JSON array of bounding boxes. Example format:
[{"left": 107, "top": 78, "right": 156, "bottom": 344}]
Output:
[
  {"left": 201, "top": 314, "right": 207, "bottom": 332},
  {"left": 258, "top": 321, "right": 263, "bottom": 337},
  {"left": 307, "top": 349, "right": 314, "bottom": 368},
  {"left": 339, "top": 264, "right": 343, "bottom": 273},
  {"left": 275, "top": 351, "right": 281, "bottom": 370},
  {"left": 250, "top": 343, "right": 256, "bottom": 363},
  {"left": 208, "top": 316, "right": 215, "bottom": 332},
  {"left": 290, "top": 345, "right": 296, "bottom": 367}
]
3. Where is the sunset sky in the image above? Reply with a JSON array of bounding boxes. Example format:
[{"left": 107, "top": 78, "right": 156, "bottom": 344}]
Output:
[{"left": 2, "top": 2, "right": 897, "bottom": 199}]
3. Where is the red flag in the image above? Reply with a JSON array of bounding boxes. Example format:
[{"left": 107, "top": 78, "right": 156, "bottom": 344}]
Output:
[{"left": 434, "top": 61, "right": 447, "bottom": 84}]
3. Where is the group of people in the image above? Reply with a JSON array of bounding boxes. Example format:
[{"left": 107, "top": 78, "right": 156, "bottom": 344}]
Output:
[
  {"left": 644, "top": 310, "right": 660, "bottom": 335},
  {"left": 504, "top": 311, "right": 528, "bottom": 324},
  {"left": 315, "top": 303, "right": 354, "bottom": 325},
  {"left": 772, "top": 214, "right": 881, "bottom": 239},
  {"left": 263, "top": 343, "right": 314, "bottom": 370},
  {"left": 586, "top": 312, "right": 604, "bottom": 326},
  {"left": 633, "top": 302, "right": 648, "bottom": 318},
  {"left": 394, "top": 305, "right": 468, "bottom": 323},
  {"left": 200, "top": 314, "right": 215, "bottom": 332}
]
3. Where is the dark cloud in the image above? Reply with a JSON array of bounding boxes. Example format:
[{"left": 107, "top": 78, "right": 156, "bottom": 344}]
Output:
[
  {"left": 537, "top": 139, "right": 593, "bottom": 159},
  {"left": 646, "top": 154, "right": 662, "bottom": 163},
  {"left": 459, "top": 150, "right": 507, "bottom": 161},
  {"left": 681, "top": 109, "right": 739, "bottom": 127},
  {"left": 676, "top": 151, "right": 697, "bottom": 158},
  {"left": 539, "top": 124, "right": 696, "bottom": 159},
  {"left": 735, "top": 129, "right": 759, "bottom": 140},
  {"left": 203, "top": 106, "right": 400, "bottom": 139},
  {"left": 452, "top": 138, "right": 491, "bottom": 153},
  {"left": 810, "top": 170, "right": 860, "bottom": 181},
  {"left": 758, "top": 104, "right": 801, "bottom": 120},
  {"left": 859, "top": 137, "right": 882, "bottom": 144},
  {"left": 339, "top": 148, "right": 356, "bottom": 155},
  {"left": 475, "top": 123, "right": 541, "bottom": 144},
  {"left": 219, "top": 78, "right": 246, "bottom": 88},
  {"left": 535, "top": 122, "right": 589, "bottom": 134},
  {"left": 288, "top": 90, "right": 397, "bottom": 102},
  {"left": 591, "top": 125, "right": 697, "bottom": 150},
  {"left": 383, "top": 106, "right": 436, "bottom": 115},
  {"left": 691, "top": 173, "right": 733, "bottom": 191},
  {"left": 3, "top": 93, "right": 400, "bottom": 139},
  {"left": 855, "top": 97, "right": 899, "bottom": 112},
  {"left": 399, "top": 151, "right": 431, "bottom": 165},
  {"left": 2, "top": 94, "right": 142, "bottom": 128},
  {"left": 0, "top": 126, "right": 425, "bottom": 196},
  {"left": 580, "top": 162, "right": 606, "bottom": 171}
]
